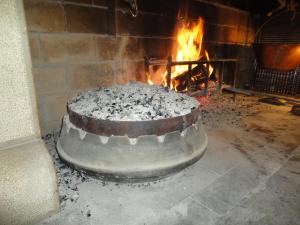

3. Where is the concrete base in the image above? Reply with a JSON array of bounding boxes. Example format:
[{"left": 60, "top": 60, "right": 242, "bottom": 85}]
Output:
[
  {"left": 0, "top": 139, "right": 59, "bottom": 225},
  {"left": 57, "top": 115, "right": 208, "bottom": 181}
]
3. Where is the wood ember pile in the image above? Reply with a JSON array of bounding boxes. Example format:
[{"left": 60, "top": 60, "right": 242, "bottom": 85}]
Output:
[{"left": 68, "top": 82, "right": 200, "bottom": 121}]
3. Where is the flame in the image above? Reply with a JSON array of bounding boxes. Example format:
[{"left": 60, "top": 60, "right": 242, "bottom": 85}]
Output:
[
  {"left": 146, "top": 71, "right": 154, "bottom": 85},
  {"left": 147, "top": 78, "right": 154, "bottom": 85},
  {"left": 173, "top": 18, "right": 204, "bottom": 77},
  {"left": 148, "top": 17, "right": 214, "bottom": 90},
  {"left": 204, "top": 50, "right": 213, "bottom": 76}
]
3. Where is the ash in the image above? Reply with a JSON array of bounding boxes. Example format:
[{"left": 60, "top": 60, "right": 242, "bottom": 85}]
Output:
[
  {"left": 42, "top": 133, "right": 91, "bottom": 209},
  {"left": 68, "top": 82, "right": 199, "bottom": 121},
  {"left": 197, "top": 92, "right": 260, "bottom": 128}
]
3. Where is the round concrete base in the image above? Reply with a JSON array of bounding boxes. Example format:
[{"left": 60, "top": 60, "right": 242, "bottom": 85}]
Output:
[
  {"left": 57, "top": 115, "right": 208, "bottom": 181},
  {"left": 0, "top": 139, "right": 59, "bottom": 225}
]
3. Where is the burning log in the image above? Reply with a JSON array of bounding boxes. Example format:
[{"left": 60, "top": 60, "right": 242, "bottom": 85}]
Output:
[{"left": 171, "top": 64, "right": 208, "bottom": 92}]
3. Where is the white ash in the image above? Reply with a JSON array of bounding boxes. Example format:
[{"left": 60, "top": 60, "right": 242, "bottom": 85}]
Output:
[
  {"left": 197, "top": 93, "right": 262, "bottom": 128},
  {"left": 42, "top": 133, "right": 91, "bottom": 209},
  {"left": 68, "top": 82, "right": 199, "bottom": 121}
]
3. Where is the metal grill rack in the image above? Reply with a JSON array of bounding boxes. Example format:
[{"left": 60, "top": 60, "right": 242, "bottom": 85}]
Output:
[{"left": 253, "top": 66, "right": 300, "bottom": 96}]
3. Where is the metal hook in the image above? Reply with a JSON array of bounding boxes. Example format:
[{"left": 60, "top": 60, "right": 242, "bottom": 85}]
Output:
[
  {"left": 129, "top": 0, "right": 138, "bottom": 18},
  {"left": 124, "top": 0, "right": 138, "bottom": 18}
]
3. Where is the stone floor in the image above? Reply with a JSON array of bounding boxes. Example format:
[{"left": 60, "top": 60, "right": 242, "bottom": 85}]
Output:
[{"left": 37, "top": 94, "right": 300, "bottom": 225}]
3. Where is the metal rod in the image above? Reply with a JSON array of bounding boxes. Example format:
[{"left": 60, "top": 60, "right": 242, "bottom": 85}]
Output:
[
  {"left": 204, "top": 64, "right": 209, "bottom": 96},
  {"left": 187, "top": 64, "right": 192, "bottom": 95},
  {"left": 166, "top": 56, "right": 172, "bottom": 88},
  {"left": 233, "top": 59, "right": 239, "bottom": 101},
  {"left": 219, "top": 61, "right": 224, "bottom": 93},
  {"left": 148, "top": 58, "right": 238, "bottom": 66},
  {"left": 144, "top": 57, "right": 149, "bottom": 73}
]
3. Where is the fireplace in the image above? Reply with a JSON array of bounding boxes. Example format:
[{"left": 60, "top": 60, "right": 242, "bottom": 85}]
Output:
[
  {"left": 2, "top": 1, "right": 300, "bottom": 224},
  {"left": 24, "top": 0, "right": 258, "bottom": 135}
]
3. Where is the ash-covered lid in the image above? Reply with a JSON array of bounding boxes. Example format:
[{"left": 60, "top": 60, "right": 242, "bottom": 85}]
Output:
[{"left": 68, "top": 82, "right": 200, "bottom": 121}]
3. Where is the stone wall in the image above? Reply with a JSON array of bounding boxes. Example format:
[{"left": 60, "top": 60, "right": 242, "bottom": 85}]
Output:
[{"left": 24, "top": 0, "right": 255, "bottom": 135}]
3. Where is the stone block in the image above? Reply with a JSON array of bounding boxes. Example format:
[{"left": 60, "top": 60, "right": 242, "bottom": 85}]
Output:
[
  {"left": 24, "top": 0, "right": 65, "bottom": 32},
  {"left": 236, "top": 28, "right": 248, "bottom": 44},
  {"left": 37, "top": 94, "right": 68, "bottom": 123},
  {"left": 40, "top": 120, "right": 62, "bottom": 136},
  {"left": 143, "top": 38, "right": 170, "bottom": 58},
  {"left": 194, "top": 160, "right": 266, "bottom": 215},
  {"left": 123, "top": 37, "right": 145, "bottom": 60},
  {"left": 93, "top": 0, "right": 107, "bottom": 6},
  {"left": 206, "top": 24, "right": 238, "bottom": 44},
  {"left": 117, "top": 0, "right": 181, "bottom": 18},
  {"left": 96, "top": 36, "right": 144, "bottom": 61},
  {"left": 96, "top": 36, "right": 121, "bottom": 60},
  {"left": 246, "top": 28, "right": 255, "bottom": 44},
  {"left": 197, "top": 130, "right": 245, "bottom": 175},
  {"left": 116, "top": 11, "right": 176, "bottom": 37},
  {"left": 40, "top": 34, "right": 97, "bottom": 64},
  {"left": 65, "top": 0, "right": 92, "bottom": 4},
  {"left": 116, "top": 11, "right": 145, "bottom": 35},
  {"left": 115, "top": 61, "right": 145, "bottom": 84},
  {"left": 28, "top": 34, "right": 41, "bottom": 65},
  {"left": 188, "top": 1, "right": 248, "bottom": 27},
  {"left": 157, "top": 197, "right": 218, "bottom": 225},
  {"left": 68, "top": 63, "right": 114, "bottom": 90},
  {"left": 0, "top": 139, "right": 59, "bottom": 225},
  {"left": 65, "top": 4, "right": 108, "bottom": 33},
  {"left": 32, "top": 66, "right": 67, "bottom": 95}
]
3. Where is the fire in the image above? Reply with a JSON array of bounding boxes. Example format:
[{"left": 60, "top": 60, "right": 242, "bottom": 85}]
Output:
[
  {"left": 147, "top": 17, "right": 213, "bottom": 92},
  {"left": 147, "top": 73, "right": 154, "bottom": 85},
  {"left": 173, "top": 17, "right": 205, "bottom": 77},
  {"left": 204, "top": 50, "right": 213, "bottom": 76}
]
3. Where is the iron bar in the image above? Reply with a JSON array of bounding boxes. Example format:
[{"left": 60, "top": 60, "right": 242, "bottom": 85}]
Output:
[
  {"left": 166, "top": 56, "right": 172, "bottom": 88},
  {"left": 187, "top": 64, "right": 192, "bottom": 95}
]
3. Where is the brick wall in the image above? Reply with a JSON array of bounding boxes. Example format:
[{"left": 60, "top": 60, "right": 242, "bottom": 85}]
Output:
[{"left": 24, "top": 0, "right": 255, "bottom": 135}]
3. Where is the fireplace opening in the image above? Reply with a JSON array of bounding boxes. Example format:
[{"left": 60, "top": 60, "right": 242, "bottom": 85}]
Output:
[{"left": 3, "top": 0, "right": 299, "bottom": 224}]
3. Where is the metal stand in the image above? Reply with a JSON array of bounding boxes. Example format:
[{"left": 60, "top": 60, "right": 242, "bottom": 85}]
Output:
[{"left": 145, "top": 57, "right": 239, "bottom": 96}]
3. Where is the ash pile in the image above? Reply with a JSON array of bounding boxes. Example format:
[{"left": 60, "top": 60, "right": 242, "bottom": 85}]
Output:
[{"left": 68, "top": 82, "right": 199, "bottom": 121}]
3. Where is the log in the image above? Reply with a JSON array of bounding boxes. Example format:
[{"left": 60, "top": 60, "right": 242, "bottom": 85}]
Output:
[{"left": 171, "top": 64, "right": 207, "bottom": 91}]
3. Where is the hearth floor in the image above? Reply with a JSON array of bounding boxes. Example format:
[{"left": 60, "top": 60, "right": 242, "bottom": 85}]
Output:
[{"left": 37, "top": 93, "right": 300, "bottom": 225}]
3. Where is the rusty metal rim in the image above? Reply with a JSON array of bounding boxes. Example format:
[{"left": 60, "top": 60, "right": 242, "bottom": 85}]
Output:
[{"left": 67, "top": 106, "right": 200, "bottom": 138}]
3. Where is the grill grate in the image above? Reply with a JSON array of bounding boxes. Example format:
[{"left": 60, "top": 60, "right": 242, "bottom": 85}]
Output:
[{"left": 253, "top": 67, "right": 300, "bottom": 96}]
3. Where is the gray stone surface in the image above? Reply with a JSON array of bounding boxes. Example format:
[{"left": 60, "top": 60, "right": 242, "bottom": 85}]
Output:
[{"left": 215, "top": 153, "right": 300, "bottom": 225}]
